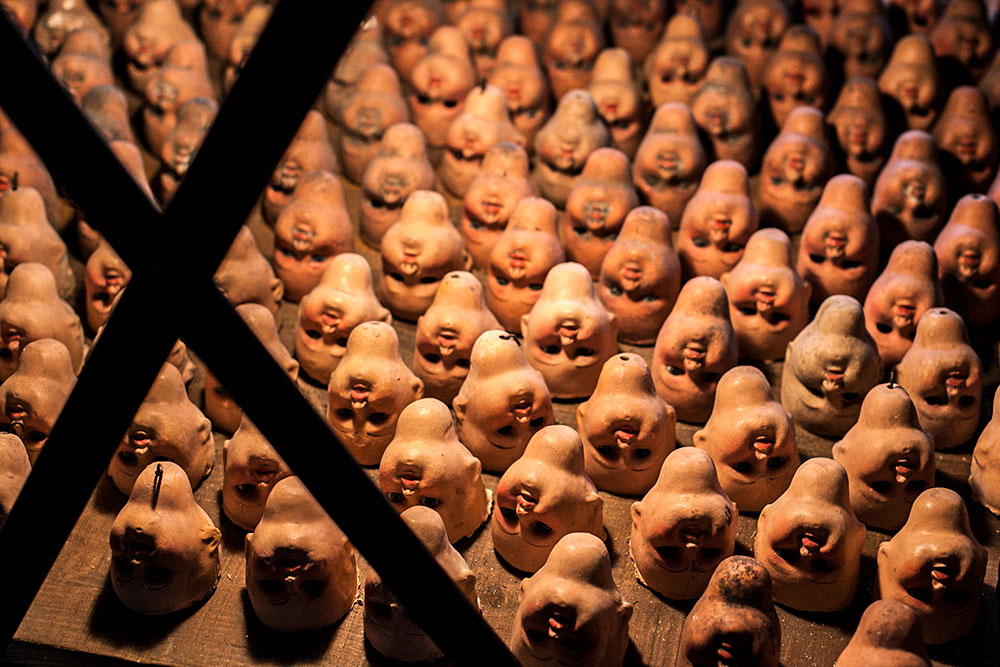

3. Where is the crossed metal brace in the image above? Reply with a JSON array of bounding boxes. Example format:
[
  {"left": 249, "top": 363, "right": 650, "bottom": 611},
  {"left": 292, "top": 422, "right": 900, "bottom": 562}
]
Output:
[{"left": 0, "top": 3, "right": 517, "bottom": 663}]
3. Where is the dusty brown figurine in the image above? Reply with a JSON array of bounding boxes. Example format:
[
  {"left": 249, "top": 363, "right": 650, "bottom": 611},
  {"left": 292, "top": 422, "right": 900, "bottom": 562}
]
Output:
[
  {"left": 198, "top": 0, "right": 252, "bottom": 61},
  {"left": 336, "top": 63, "right": 409, "bottom": 184},
  {"left": 762, "top": 27, "right": 828, "bottom": 128},
  {"left": 608, "top": 0, "right": 667, "bottom": 64},
  {"left": 871, "top": 130, "right": 947, "bottom": 248},
  {"left": 455, "top": 0, "right": 513, "bottom": 79},
  {"left": 632, "top": 102, "right": 706, "bottom": 225},
  {"left": 673, "top": 0, "right": 725, "bottom": 42},
  {"left": 800, "top": 0, "right": 837, "bottom": 45},
  {"left": 724, "top": 0, "right": 789, "bottom": 93},
  {"left": 836, "top": 599, "right": 932, "bottom": 667},
  {"left": 222, "top": 3, "right": 273, "bottom": 93},
  {"left": 34, "top": 0, "right": 108, "bottom": 56},
  {"left": 0, "top": 434, "right": 29, "bottom": 527},
  {"left": 647, "top": 15, "right": 711, "bottom": 107},
  {"left": 81, "top": 85, "right": 136, "bottom": 145},
  {"left": 542, "top": 0, "right": 605, "bottom": 100},
  {"left": 933, "top": 194, "right": 1000, "bottom": 328},
  {"left": 140, "top": 40, "right": 214, "bottom": 155},
  {"left": 375, "top": 0, "right": 444, "bottom": 79},
  {"left": 878, "top": 35, "right": 940, "bottom": 131},
  {"left": 932, "top": 86, "right": 997, "bottom": 197},
  {"left": 407, "top": 26, "right": 477, "bottom": 148},
  {"left": 487, "top": 35, "right": 551, "bottom": 147},
  {"left": 121, "top": 0, "right": 199, "bottom": 95},
  {"left": 262, "top": 110, "right": 338, "bottom": 225},
  {"left": 158, "top": 97, "right": 217, "bottom": 204},
  {"left": 50, "top": 28, "right": 114, "bottom": 103},
  {"left": 0, "top": 184, "right": 74, "bottom": 301},
  {"left": 971, "top": 389, "right": 1000, "bottom": 515},
  {"left": 929, "top": 0, "right": 993, "bottom": 81},
  {"left": 221, "top": 416, "right": 292, "bottom": 531},
  {"left": 828, "top": 0, "right": 890, "bottom": 81},
  {"left": 588, "top": 48, "right": 643, "bottom": 158},
  {"left": 690, "top": 57, "right": 759, "bottom": 168},
  {"left": 828, "top": 78, "right": 888, "bottom": 186},
  {"left": 214, "top": 225, "right": 283, "bottom": 315}
]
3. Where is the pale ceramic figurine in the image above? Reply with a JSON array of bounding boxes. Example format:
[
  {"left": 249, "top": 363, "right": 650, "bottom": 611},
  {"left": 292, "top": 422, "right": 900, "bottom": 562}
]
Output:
[
  {"left": 676, "top": 556, "right": 781, "bottom": 667},
  {"left": 492, "top": 425, "right": 604, "bottom": 573},
  {"left": 460, "top": 141, "right": 534, "bottom": 270},
  {"left": 407, "top": 26, "right": 477, "bottom": 148},
  {"left": 597, "top": 206, "right": 681, "bottom": 345},
  {"left": 630, "top": 448, "right": 736, "bottom": 599},
  {"left": 678, "top": 159, "right": 758, "bottom": 281},
  {"left": 836, "top": 600, "right": 931, "bottom": 667},
  {"left": 440, "top": 84, "right": 525, "bottom": 199},
  {"left": 762, "top": 27, "right": 828, "bottom": 128},
  {"left": 632, "top": 102, "right": 706, "bottom": 225},
  {"left": 222, "top": 4, "right": 273, "bottom": 93},
  {"left": 0, "top": 184, "right": 74, "bottom": 300},
  {"left": 933, "top": 194, "right": 1000, "bottom": 328},
  {"left": 0, "top": 434, "right": 28, "bottom": 527},
  {"left": 724, "top": 0, "right": 789, "bottom": 93},
  {"left": 455, "top": 0, "right": 513, "bottom": 79},
  {"left": 246, "top": 476, "right": 357, "bottom": 631},
  {"left": 520, "top": 262, "right": 619, "bottom": 400},
  {"left": 832, "top": 383, "right": 935, "bottom": 532},
  {"left": 754, "top": 458, "right": 866, "bottom": 612},
  {"left": 647, "top": 15, "right": 711, "bottom": 107},
  {"left": 485, "top": 197, "right": 565, "bottom": 332},
  {"left": 542, "top": 0, "right": 605, "bottom": 100},
  {"left": 871, "top": 130, "right": 947, "bottom": 248},
  {"left": 326, "top": 321, "right": 423, "bottom": 466},
  {"left": 510, "top": 533, "right": 630, "bottom": 666},
  {"left": 336, "top": 63, "right": 409, "bottom": 184},
  {"left": 379, "top": 398, "right": 491, "bottom": 543},
  {"left": 895, "top": 307, "right": 982, "bottom": 450},
  {"left": 758, "top": 106, "right": 835, "bottom": 234},
  {"left": 561, "top": 147, "right": 639, "bottom": 278},
  {"left": 971, "top": 389, "right": 1000, "bottom": 515},
  {"left": 876, "top": 487, "right": 987, "bottom": 644},
  {"left": 673, "top": 0, "right": 724, "bottom": 42},
  {"left": 532, "top": 89, "right": 609, "bottom": 209},
  {"left": 214, "top": 225, "right": 283, "bottom": 315},
  {"left": 0, "top": 339, "right": 76, "bottom": 465},
  {"left": 262, "top": 110, "right": 338, "bottom": 225},
  {"left": 781, "top": 295, "right": 882, "bottom": 438},
  {"left": 863, "top": 241, "right": 943, "bottom": 366},
  {"left": 932, "top": 86, "right": 997, "bottom": 196},
  {"left": 689, "top": 57, "right": 759, "bottom": 168},
  {"left": 878, "top": 35, "right": 940, "bottom": 131},
  {"left": 828, "top": 78, "right": 888, "bottom": 186},
  {"left": 413, "top": 272, "right": 500, "bottom": 403},
  {"left": 272, "top": 170, "right": 353, "bottom": 302},
  {"left": 295, "top": 253, "right": 391, "bottom": 386},
  {"left": 578, "top": 354, "right": 676, "bottom": 495},
  {"left": 198, "top": 0, "right": 253, "bottom": 60},
  {"left": 929, "top": 0, "right": 992, "bottom": 81},
  {"left": 34, "top": 0, "right": 108, "bottom": 56},
  {"left": 720, "top": 228, "right": 811, "bottom": 362},
  {"left": 158, "top": 97, "right": 218, "bottom": 203},
  {"left": 487, "top": 35, "right": 551, "bottom": 146},
  {"left": 375, "top": 0, "right": 444, "bottom": 79},
  {"left": 378, "top": 190, "right": 472, "bottom": 322},
  {"left": 365, "top": 506, "right": 479, "bottom": 662},
  {"left": 887, "top": 0, "right": 941, "bottom": 35},
  {"left": 140, "top": 40, "right": 214, "bottom": 155},
  {"left": 108, "top": 364, "right": 213, "bottom": 495},
  {"left": 608, "top": 0, "right": 666, "bottom": 64},
  {"left": 110, "top": 461, "right": 221, "bottom": 615},
  {"left": 0, "top": 126, "right": 67, "bottom": 233},
  {"left": 828, "top": 0, "right": 890, "bottom": 81},
  {"left": 359, "top": 123, "right": 436, "bottom": 248},
  {"left": 121, "top": 0, "right": 199, "bottom": 94},
  {"left": 453, "top": 330, "right": 554, "bottom": 473},
  {"left": 221, "top": 416, "right": 292, "bottom": 531},
  {"left": 588, "top": 49, "right": 643, "bottom": 158},
  {"left": 50, "top": 28, "right": 114, "bottom": 103},
  {"left": 651, "top": 276, "right": 738, "bottom": 423}
]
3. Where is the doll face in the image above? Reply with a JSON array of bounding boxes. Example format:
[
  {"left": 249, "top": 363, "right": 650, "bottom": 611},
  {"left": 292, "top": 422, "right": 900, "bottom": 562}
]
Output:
[
  {"left": 935, "top": 114, "right": 996, "bottom": 188},
  {"left": 488, "top": 238, "right": 563, "bottom": 330},
  {"left": 673, "top": 0, "right": 724, "bottom": 38},
  {"left": 830, "top": 8, "right": 889, "bottom": 80},
  {"left": 408, "top": 48, "right": 476, "bottom": 147},
  {"left": 632, "top": 110, "right": 705, "bottom": 221},
  {"left": 535, "top": 93, "right": 607, "bottom": 178},
  {"left": 934, "top": 196, "right": 1000, "bottom": 328},
  {"left": 382, "top": 0, "right": 439, "bottom": 77},
  {"left": 930, "top": 6, "right": 992, "bottom": 78},
  {"left": 199, "top": 0, "right": 251, "bottom": 60},
  {"left": 543, "top": 10, "right": 603, "bottom": 99},
  {"left": 84, "top": 244, "right": 130, "bottom": 333},
  {"left": 222, "top": 420, "right": 291, "bottom": 531},
  {"left": 878, "top": 39, "right": 939, "bottom": 130},
  {"left": 273, "top": 200, "right": 353, "bottom": 303},
  {"left": 725, "top": 2, "right": 788, "bottom": 91},
  {"left": 829, "top": 91, "right": 887, "bottom": 167},
  {"left": 461, "top": 145, "right": 532, "bottom": 268},
  {"left": 263, "top": 113, "right": 338, "bottom": 224},
  {"left": 609, "top": 0, "right": 666, "bottom": 63},
  {"left": 802, "top": 0, "right": 838, "bottom": 46},
  {"left": 889, "top": 0, "right": 940, "bottom": 32},
  {"left": 797, "top": 201, "right": 878, "bottom": 303},
  {"left": 648, "top": 35, "right": 710, "bottom": 107},
  {"left": 679, "top": 181, "right": 757, "bottom": 280},
  {"left": 759, "top": 134, "right": 831, "bottom": 234},
  {"left": 456, "top": 3, "right": 510, "bottom": 77},
  {"left": 690, "top": 78, "right": 754, "bottom": 157},
  {"left": 875, "top": 167, "right": 945, "bottom": 243},
  {"left": 763, "top": 53, "right": 826, "bottom": 127},
  {"left": 589, "top": 74, "right": 641, "bottom": 157},
  {"left": 488, "top": 37, "right": 550, "bottom": 143},
  {"left": 51, "top": 50, "right": 113, "bottom": 103},
  {"left": 35, "top": 0, "right": 108, "bottom": 56},
  {"left": 338, "top": 73, "right": 408, "bottom": 184}
]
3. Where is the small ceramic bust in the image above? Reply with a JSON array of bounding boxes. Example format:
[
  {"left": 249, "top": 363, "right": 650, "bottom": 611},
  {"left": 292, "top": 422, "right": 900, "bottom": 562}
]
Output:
[
  {"left": 520, "top": 262, "right": 619, "bottom": 400},
  {"left": 560, "top": 148, "right": 639, "bottom": 278},
  {"left": 781, "top": 295, "right": 882, "bottom": 438},
  {"left": 828, "top": 78, "right": 888, "bottom": 186},
  {"left": 336, "top": 63, "right": 409, "bottom": 184},
  {"left": 140, "top": 40, "right": 214, "bottom": 155},
  {"left": 453, "top": 330, "right": 554, "bottom": 473},
  {"left": 598, "top": 206, "right": 680, "bottom": 344},
  {"left": 487, "top": 35, "right": 551, "bottom": 147},
  {"left": 971, "top": 388, "right": 1000, "bottom": 515},
  {"left": 0, "top": 185, "right": 74, "bottom": 300},
  {"left": 871, "top": 130, "right": 947, "bottom": 248},
  {"left": 758, "top": 106, "right": 835, "bottom": 234},
  {"left": 378, "top": 190, "right": 472, "bottom": 322},
  {"left": 295, "top": 254, "right": 391, "bottom": 385},
  {"left": 541, "top": 0, "right": 605, "bottom": 100},
  {"left": 828, "top": 0, "right": 890, "bottom": 81},
  {"left": 646, "top": 15, "right": 710, "bottom": 108},
  {"left": 0, "top": 433, "right": 28, "bottom": 527},
  {"left": 34, "top": 0, "right": 108, "bottom": 57},
  {"left": 532, "top": 89, "right": 610, "bottom": 209},
  {"left": 359, "top": 122, "right": 436, "bottom": 248},
  {"left": 863, "top": 241, "right": 943, "bottom": 366},
  {"left": 158, "top": 97, "right": 218, "bottom": 204},
  {"left": 762, "top": 27, "right": 828, "bottom": 128},
  {"left": 262, "top": 110, "right": 338, "bottom": 225},
  {"left": 630, "top": 448, "right": 736, "bottom": 598},
  {"left": 221, "top": 416, "right": 291, "bottom": 531},
  {"left": 222, "top": 4, "right": 273, "bottom": 93},
  {"left": 895, "top": 307, "right": 982, "bottom": 450},
  {"left": 365, "top": 506, "right": 479, "bottom": 662},
  {"left": 510, "top": 532, "right": 630, "bottom": 666},
  {"left": 588, "top": 49, "right": 643, "bottom": 158},
  {"left": 378, "top": 398, "right": 491, "bottom": 542},
  {"left": 407, "top": 26, "right": 477, "bottom": 148},
  {"left": 933, "top": 194, "right": 1000, "bottom": 328},
  {"left": 214, "top": 225, "right": 283, "bottom": 315},
  {"left": 929, "top": 0, "right": 992, "bottom": 81},
  {"left": 651, "top": 276, "right": 738, "bottom": 423},
  {"left": 878, "top": 35, "right": 940, "bottom": 131},
  {"left": 245, "top": 476, "right": 357, "bottom": 631},
  {"left": 121, "top": 0, "right": 199, "bottom": 95},
  {"left": 724, "top": 0, "right": 789, "bottom": 93},
  {"left": 50, "top": 28, "right": 114, "bottom": 103},
  {"left": 632, "top": 103, "right": 706, "bottom": 225},
  {"left": 836, "top": 599, "right": 932, "bottom": 667},
  {"left": 676, "top": 556, "right": 781, "bottom": 667},
  {"left": 454, "top": 0, "right": 512, "bottom": 79},
  {"left": 376, "top": 0, "right": 445, "bottom": 79},
  {"left": 609, "top": 0, "right": 667, "bottom": 64},
  {"left": 689, "top": 57, "right": 759, "bottom": 168},
  {"left": 198, "top": 0, "right": 252, "bottom": 60},
  {"left": 754, "top": 458, "right": 866, "bottom": 612},
  {"left": 577, "top": 354, "right": 676, "bottom": 495},
  {"left": 492, "top": 425, "right": 604, "bottom": 572},
  {"left": 932, "top": 86, "right": 998, "bottom": 196},
  {"left": 876, "top": 487, "right": 987, "bottom": 644},
  {"left": 327, "top": 321, "right": 423, "bottom": 466}
]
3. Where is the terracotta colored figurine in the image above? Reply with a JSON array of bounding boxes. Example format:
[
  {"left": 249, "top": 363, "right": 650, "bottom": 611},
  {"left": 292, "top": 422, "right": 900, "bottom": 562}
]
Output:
[
  {"left": 0, "top": 125, "right": 68, "bottom": 233},
  {"left": 542, "top": 0, "right": 605, "bottom": 100},
  {"left": 828, "top": 0, "right": 890, "bottom": 81},
  {"left": 933, "top": 194, "right": 1000, "bottom": 328},
  {"left": 510, "top": 533, "right": 630, "bottom": 666},
  {"left": 932, "top": 86, "right": 998, "bottom": 197},
  {"left": 724, "top": 0, "right": 790, "bottom": 93},
  {"left": 0, "top": 184, "right": 74, "bottom": 300},
  {"left": 378, "top": 398, "right": 491, "bottom": 543},
  {"left": 375, "top": 0, "right": 444, "bottom": 79},
  {"left": 0, "top": 434, "right": 29, "bottom": 527},
  {"left": 887, "top": 0, "right": 941, "bottom": 35},
  {"left": 492, "top": 425, "right": 604, "bottom": 573},
  {"left": 895, "top": 307, "right": 982, "bottom": 450},
  {"left": 222, "top": 3, "right": 273, "bottom": 93},
  {"left": 158, "top": 97, "right": 218, "bottom": 204},
  {"left": 455, "top": 0, "right": 513, "bottom": 79},
  {"left": 877, "top": 35, "right": 940, "bottom": 131},
  {"left": 971, "top": 389, "right": 1000, "bottom": 515},
  {"left": 95, "top": 0, "right": 144, "bottom": 44},
  {"left": 630, "top": 448, "right": 736, "bottom": 599},
  {"left": 49, "top": 28, "right": 114, "bottom": 103},
  {"left": 221, "top": 416, "right": 292, "bottom": 531},
  {"left": 140, "top": 40, "right": 214, "bottom": 155},
  {"left": 336, "top": 63, "right": 409, "bottom": 184},
  {"left": 34, "top": 0, "right": 108, "bottom": 57},
  {"left": 929, "top": 0, "right": 993, "bottom": 82},
  {"left": 81, "top": 85, "right": 136, "bottom": 145},
  {"left": 245, "top": 476, "right": 357, "bottom": 631},
  {"left": 407, "top": 26, "right": 477, "bottom": 148},
  {"left": 651, "top": 276, "right": 738, "bottom": 423},
  {"left": 214, "top": 225, "right": 283, "bottom": 315},
  {"left": 588, "top": 49, "right": 643, "bottom": 158},
  {"left": 487, "top": 35, "right": 551, "bottom": 146},
  {"left": 761, "top": 27, "right": 828, "bottom": 128},
  {"left": 827, "top": 77, "right": 888, "bottom": 187},
  {"left": 875, "top": 487, "right": 987, "bottom": 644},
  {"left": 262, "top": 110, "right": 338, "bottom": 225},
  {"left": 673, "top": 0, "right": 725, "bottom": 42},
  {"left": 326, "top": 321, "right": 423, "bottom": 466},
  {"left": 690, "top": 57, "right": 759, "bottom": 168},
  {"left": 597, "top": 206, "right": 680, "bottom": 345},
  {"left": 560, "top": 147, "right": 639, "bottom": 278},
  {"left": 647, "top": 15, "right": 711, "bottom": 107},
  {"left": 780, "top": 295, "right": 882, "bottom": 438},
  {"left": 121, "top": 0, "right": 199, "bottom": 95},
  {"left": 632, "top": 102, "right": 706, "bottom": 225},
  {"left": 520, "top": 262, "right": 619, "bottom": 400},
  {"left": 608, "top": 0, "right": 667, "bottom": 64},
  {"left": 871, "top": 130, "right": 947, "bottom": 248},
  {"left": 453, "top": 329, "right": 554, "bottom": 474},
  {"left": 675, "top": 556, "right": 781, "bottom": 667},
  {"left": 836, "top": 599, "right": 932, "bottom": 667},
  {"left": 198, "top": 0, "right": 253, "bottom": 61}
]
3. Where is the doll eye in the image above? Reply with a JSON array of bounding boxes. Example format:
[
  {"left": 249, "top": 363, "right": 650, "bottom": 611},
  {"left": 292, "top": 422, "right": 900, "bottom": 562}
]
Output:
[
  {"left": 642, "top": 293, "right": 658, "bottom": 302},
  {"left": 875, "top": 322, "right": 892, "bottom": 334},
  {"left": 575, "top": 347, "right": 596, "bottom": 356},
  {"left": 420, "top": 497, "right": 441, "bottom": 508},
  {"left": 443, "top": 99, "right": 459, "bottom": 108},
  {"left": 495, "top": 276, "right": 510, "bottom": 286},
  {"left": 608, "top": 283, "right": 623, "bottom": 296},
  {"left": 530, "top": 520, "right": 552, "bottom": 535},
  {"left": 741, "top": 38, "right": 751, "bottom": 48},
  {"left": 666, "top": 365, "right": 684, "bottom": 375},
  {"left": 722, "top": 242, "right": 743, "bottom": 253},
  {"left": 770, "top": 176, "right": 784, "bottom": 186},
  {"left": 691, "top": 237, "right": 710, "bottom": 248},
  {"left": 597, "top": 445, "right": 619, "bottom": 459},
  {"left": 389, "top": 272, "right": 405, "bottom": 282},
  {"left": 972, "top": 278, "right": 993, "bottom": 289},
  {"left": 840, "top": 260, "right": 862, "bottom": 269},
  {"left": 145, "top": 565, "right": 172, "bottom": 583},
  {"left": 300, "top": 579, "right": 325, "bottom": 598},
  {"left": 702, "top": 372, "right": 722, "bottom": 383},
  {"left": 841, "top": 392, "right": 861, "bottom": 404},
  {"left": 456, "top": 358, "right": 471, "bottom": 369},
  {"left": 336, "top": 408, "right": 353, "bottom": 420},
  {"left": 633, "top": 448, "right": 652, "bottom": 459},
  {"left": 118, "top": 450, "right": 138, "bottom": 465},
  {"left": 769, "top": 312, "right": 790, "bottom": 323},
  {"left": 542, "top": 344, "right": 561, "bottom": 354},
  {"left": 811, "top": 558, "right": 835, "bottom": 573},
  {"left": 417, "top": 94, "right": 431, "bottom": 104},
  {"left": 305, "top": 329, "right": 321, "bottom": 339},
  {"left": 959, "top": 395, "right": 976, "bottom": 407},
  {"left": 528, "top": 283, "right": 543, "bottom": 291},
  {"left": 905, "top": 480, "right": 926, "bottom": 493},
  {"left": 773, "top": 92, "right": 785, "bottom": 102},
  {"left": 529, "top": 416, "right": 545, "bottom": 427},
  {"left": 700, "top": 547, "right": 721, "bottom": 560},
  {"left": 235, "top": 483, "right": 256, "bottom": 496},
  {"left": 423, "top": 352, "right": 442, "bottom": 364},
  {"left": 806, "top": 384, "right": 825, "bottom": 398},
  {"left": 500, "top": 506, "right": 517, "bottom": 522},
  {"left": 766, "top": 456, "right": 787, "bottom": 469},
  {"left": 368, "top": 412, "right": 390, "bottom": 425},
  {"left": 419, "top": 276, "right": 439, "bottom": 284},
  {"left": 738, "top": 304, "right": 757, "bottom": 316},
  {"left": 386, "top": 491, "right": 404, "bottom": 503},
  {"left": 310, "top": 254, "right": 327, "bottom": 263},
  {"left": 808, "top": 254, "right": 825, "bottom": 264},
  {"left": 870, "top": 480, "right": 892, "bottom": 494},
  {"left": 733, "top": 461, "right": 753, "bottom": 473}
]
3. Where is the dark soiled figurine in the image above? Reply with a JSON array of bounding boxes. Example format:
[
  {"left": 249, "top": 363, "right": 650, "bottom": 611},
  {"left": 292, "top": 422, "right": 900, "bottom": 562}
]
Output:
[
  {"left": 828, "top": 0, "right": 890, "bottom": 81},
  {"left": 689, "top": 56, "right": 759, "bottom": 168},
  {"left": 836, "top": 599, "right": 931, "bottom": 667},
  {"left": 455, "top": 0, "right": 513, "bottom": 79},
  {"left": 933, "top": 194, "right": 1000, "bottom": 328},
  {"left": 221, "top": 416, "right": 292, "bottom": 532},
  {"left": 646, "top": 15, "right": 710, "bottom": 107},
  {"left": 84, "top": 238, "right": 129, "bottom": 334},
  {"left": 871, "top": 130, "right": 947, "bottom": 249}
]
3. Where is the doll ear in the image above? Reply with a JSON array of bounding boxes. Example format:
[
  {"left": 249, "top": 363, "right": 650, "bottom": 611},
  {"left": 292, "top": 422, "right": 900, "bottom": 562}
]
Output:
[
  {"left": 520, "top": 314, "right": 530, "bottom": 339},
  {"left": 201, "top": 524, "right": 222, "bottom": 554},
  {"left": 412, "top": 377, "right": 425, "bottom": 398},
  {"left": 270, "top": 276, "right": 285, "bottom": 305},
  {"left": 453, "top": 393, "right": 468, "bottom": 420},
  {"left": 630, "top": 501, "right": 642, "bottom": 527}
]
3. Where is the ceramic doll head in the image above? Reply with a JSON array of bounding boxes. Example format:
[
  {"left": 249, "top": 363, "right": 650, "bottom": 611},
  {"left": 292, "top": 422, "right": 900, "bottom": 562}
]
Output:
[
  {"left": 50, "top": 28, "right": 114, "bottom": 103},
  {"left": 828, "top": 0, "right": 890, "bottom": 81},
  {"left": 245, "top": 476, "right": 357, "bottom": 631},
  {"left": 359, "top": 122, "right": 436, "bottom": 248},
  {"left": 863, "top": 241, "right": 943, "bottom": 366},
  {"left": 0, "top": 433, "right": 28, "bottom": 527},
  {"left": 510, "top": 533, "right": 631, "bottom": 666},
  {"left": 836, "top": 599, "right": 931, "bottom": 667},
  {"left": 223, "top": 3, "right": 273, "bottom": 93},
  {"left": 407, "top": 26, "right": 477, "bottom": 148},
  {"left": 81, "top": 85, "right": 136, "bottom": 145},
  {"left": 678, "top": 159, "right": 758, "bottom": 280},
  {"left": 724, "top": 0, "right": 789, "bottom": 93},
  {"left": 326, "top": 321, "right": 423, "bottom": 466},
  {"left": 932, "top": 86, "right": 998, "bottom": 195},
  {"left": 492, "top": 425, "right": 604, "bottom": 572},
  {"left": 378, "top": 190, "right": 472, "bottom": 322},
  {"left": 689, "top": 57, "right": 759, "bottom": 167},
  {"left": 110, "top": 462, "right": 221, "bottom": 614},
  {"left": 561, "top": 147, "right": 639, "bottom": 278},
  {"left": 34, "top": 0, "right": 108, "bottom": 57},
  {"left": 762, "top": 27, "right": 828, "bottom": 128},
  {"left": 878, "top": 35, "right": 940, "bottom": 131},
  {"left": 198, "top": 0, "right": 252, "bottom": 60},
  {"left": 262, "top": 110, "right": 338, "bottom": 224},
  {"left": 646, "top": 15, "right": 710, "bottom": 108},
  {"left": 0, "top": 184, "right": 74, "bottom": 300},
  {"left": 971, "top": 389, "right": 1000, "bottom": 515},
  {"left": 520, "top": 262, "right": 619, "bottom": 400},
  {"left": 876, "top": 487, "right": 987, "bottom": 644},
  {"left": 121, "top": 0, "right": 198, "bottom": 95},
  {"left": 158, "top": 97, "right": 217, "bottom": 203},
  {"left": 933, "top": 194, "right": 1000, "bottom": 328},
  {"left": 828, "top": 78, "right": 888, "bottom": 186},
  {"left": 221, "top": 416, "right": 291, "bottom": 531},
  {"left": 542, "top": 0, "right": 605, "bottom": 100},
  {"left": 486, "top": 197, "right": 566, "bottom": 332},
  {"left": 295, "top": 253, "right": 391, "bottom": 385},
  {"left": 376, "top": 0, "right": 445, "bottom": 79},
  {"left": 894, "top": 307, "right": 982, "bottom": 450},
  {"left": 651, "top": 276, "right": 738, "bottom": 423},
  {"left": 140, "top": 40, "right": 214, "bottom": 155},
  {"left": 929, "top": 0, "right": 992, "bottom": 82},
  {"left": 378, "top": 398, "right": 491, "bottom": 543},
  {"left": 413, "top": 272, "right": 501, "bottom": 403},
  {"left": 453, "top": 330, "right": 554, "bottom": 473},
  {"left": 780, "top": 295, "right": 882, "bottom": 438},
  {"left": 336, "top": 63, "right": 409, "bottom": 184},
  {"left": 588, "top": 49, "right": 643, "bottom": 158},
  {"left": 517, "top": 0, "right": 559, "bottom": 44},
  {"left": 871, "top": 130, "right": 947, "bottom": 248},
  {"left": 608, "top": 0, "right": 667, "bottom": 64},
  {"left": 487, "top": 35, "right": 551, "bottom": 146},
  {"left": 799, "top": 0, "right": 836, "bottom": 46},
  {"left": 214, "top": 225, "right": 282, "bottom": 315},
  {"left": 96, "top": 0, "right": 146, "bottom": 45},
  {"left": 632, "top": 102, "right": 706, "bottom": 225},
  {"left": 597, "top": 206, "right": 681, "bottom": 344},
  {"left": 455, "top": 0, "right": 513, "bottom": 79}
]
